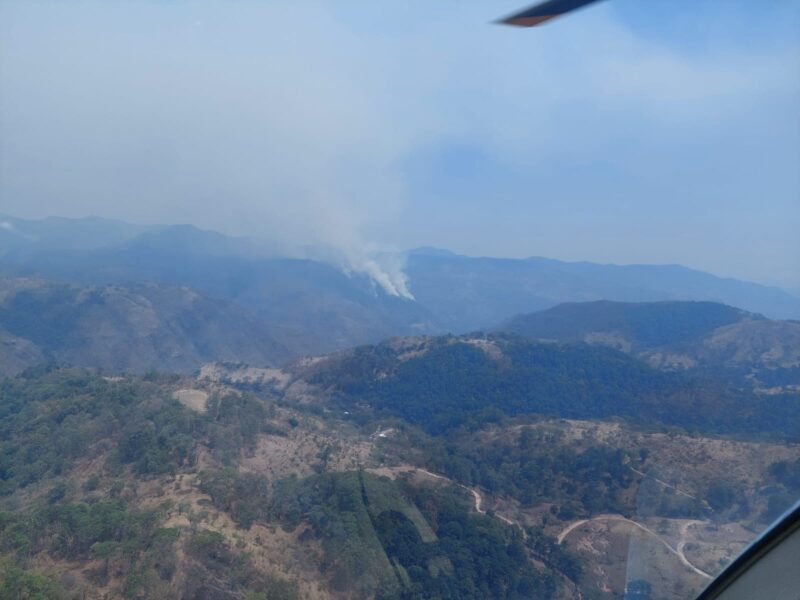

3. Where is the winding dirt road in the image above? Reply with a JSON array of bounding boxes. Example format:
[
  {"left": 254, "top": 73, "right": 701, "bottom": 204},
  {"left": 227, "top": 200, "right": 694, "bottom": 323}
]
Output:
[
  {"left": 416, "top": 469, "right": 487, "bottom": 515},
  {"left": 405, "top": 467, "right": 712, "bottom": 582},
  {"left": 413, "top": 468, "right": 581, "bottom": 597},
  {"left": 557, "top": 515, "right": 712, "bottom": 580},
  {"left": 556, "top": 518, "right": 591, "bottom": 544},
  {"left": 416, "top": 469, "right": 522, "bottom": 521},
  {"left": 469, "top": 488, "right": 486, "bottom": 515},
  {"left": 677, "top": 520, "right": 708, "bottom": 576}
]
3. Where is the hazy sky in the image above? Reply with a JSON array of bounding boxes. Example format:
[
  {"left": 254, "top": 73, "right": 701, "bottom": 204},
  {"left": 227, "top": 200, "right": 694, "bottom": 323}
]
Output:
[{"left": 1, "top": 0, "right": 799, "bottom": 291}]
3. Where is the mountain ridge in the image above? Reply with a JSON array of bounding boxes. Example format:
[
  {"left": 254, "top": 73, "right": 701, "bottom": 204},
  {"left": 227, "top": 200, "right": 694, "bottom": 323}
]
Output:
[
  {"left": 0, "top": 277, "right": 289, "bottom": 376},
  {"left": 404, "top": 250, "right": 800, "bottom": 327},
  {"left": 1, "top": 216, "right": 799, "bottom": 371},
  {"left": 284, "top": 332, "right": 799, "bottom": 440},
  {"left": 499, "top": 300, "right": 800, "bottom": 393}
]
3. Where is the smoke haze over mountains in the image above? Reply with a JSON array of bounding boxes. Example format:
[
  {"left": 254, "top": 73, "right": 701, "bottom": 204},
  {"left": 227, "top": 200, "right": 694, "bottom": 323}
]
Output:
[{"left": 1, "top": 0, "right": 799, "bottom": 291}]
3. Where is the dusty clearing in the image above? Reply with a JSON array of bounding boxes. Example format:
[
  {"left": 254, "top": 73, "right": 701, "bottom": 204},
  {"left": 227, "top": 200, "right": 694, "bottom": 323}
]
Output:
[
  {"left": 199, "top": 363, "right": 291, "bottom": 389},
  {"left": 561, "top": 518, "right": 709, "bottom": 599},
  {"left": 240, "top": 424, "right": 375, "bottom": 483},
  {"left": 172, "top": 388, "right": 209, "bottom": 412},
  {"left": 557, "top": 515, "right": 711, "bottom": 579}
]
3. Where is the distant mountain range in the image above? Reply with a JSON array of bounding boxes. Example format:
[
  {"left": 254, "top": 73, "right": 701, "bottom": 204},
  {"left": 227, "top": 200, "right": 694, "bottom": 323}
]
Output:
[
  {"left": 404, "top": 248, "right": 800, "bottom": 328},
  {"left": 1, "top": 214, "right": 799, "bottom": 374},
  {"left": 0, "top": 215, "right": 441, "bottom": 361}
]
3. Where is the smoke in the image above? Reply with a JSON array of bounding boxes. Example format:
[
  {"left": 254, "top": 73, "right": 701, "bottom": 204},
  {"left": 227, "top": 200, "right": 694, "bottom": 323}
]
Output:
[
  {"left": 351, "top": 252, "right": 414, "bottom": 300},
  {"left": 298, "top": 241, "right": 414, "bottom": 299},
  {"left": 2, "top": 1, "right": 798, "bottom": 290},
  {"left": 0, "top": 1, "right": 442, "bottom": 296}
]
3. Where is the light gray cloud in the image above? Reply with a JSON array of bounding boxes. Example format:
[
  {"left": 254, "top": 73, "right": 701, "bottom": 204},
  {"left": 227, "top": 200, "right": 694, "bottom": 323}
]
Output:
[{"left": 1, "top": 0, "right": 798, "bottom": 291}]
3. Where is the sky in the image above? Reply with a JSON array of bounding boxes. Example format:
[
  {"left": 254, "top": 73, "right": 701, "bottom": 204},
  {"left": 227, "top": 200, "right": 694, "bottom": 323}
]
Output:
[{"left": 1, "top": 0, "right": 799, "bottom": 292}]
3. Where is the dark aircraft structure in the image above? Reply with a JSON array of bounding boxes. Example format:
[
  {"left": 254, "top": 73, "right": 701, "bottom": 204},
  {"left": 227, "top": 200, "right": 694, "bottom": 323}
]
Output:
[
  {"left": 499, "top": 0, "right": 607, "bottom": 27},
  {"left": 696, "top": 501, "right": 800, "bottom": 600}
]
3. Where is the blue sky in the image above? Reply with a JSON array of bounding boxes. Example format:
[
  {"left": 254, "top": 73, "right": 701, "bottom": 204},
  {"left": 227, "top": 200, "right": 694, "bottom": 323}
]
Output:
[{"left": 1, "top": 1, "right": 799, "bottom": 291}]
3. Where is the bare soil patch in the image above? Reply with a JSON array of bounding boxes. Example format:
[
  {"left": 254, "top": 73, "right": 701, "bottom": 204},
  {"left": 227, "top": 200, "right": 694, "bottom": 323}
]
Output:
[{"left": 172, "top": 388, "right": 209, "bottom": 413}]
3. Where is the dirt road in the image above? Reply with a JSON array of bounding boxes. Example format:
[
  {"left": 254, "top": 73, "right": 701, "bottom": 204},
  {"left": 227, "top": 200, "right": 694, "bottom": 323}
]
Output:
[
  {"left": 417, "top": 468, "right": 532, "bottom": 523},
  {"left": 677, "top": 520, "right": 708, "bottom": 576},
  {"left": 400, "top": 466, "right": 712, "bottom": 580},
  {"left": 629, "top": 466, "right": 700, "bottom": 501},
  {"left": 416, "top": 468, "right": 487, "bottom": 515},
  {"left": 413, "top": 468, "right": 579, "bottom": 597},
  {"left": 557, "top": 515, "right": 712, "bottom": 579}
]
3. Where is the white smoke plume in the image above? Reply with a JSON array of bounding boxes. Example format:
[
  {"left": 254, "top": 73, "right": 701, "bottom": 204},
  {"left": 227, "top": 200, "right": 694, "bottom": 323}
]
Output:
[
  {"left": 348, "top": 252, "right": 414, "bottom": 300},
  {"left": 299, "top": 241, "right": 414, "bottom": 300}
]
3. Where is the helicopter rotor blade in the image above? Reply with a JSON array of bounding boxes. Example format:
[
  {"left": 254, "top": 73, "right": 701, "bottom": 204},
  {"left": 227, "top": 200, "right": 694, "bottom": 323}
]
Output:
[{"left": 499, "top": 0, "right": 607, "bottom": 27}]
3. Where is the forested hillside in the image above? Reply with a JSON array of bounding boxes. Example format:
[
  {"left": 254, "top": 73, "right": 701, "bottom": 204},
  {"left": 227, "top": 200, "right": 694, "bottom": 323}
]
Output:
[
  {"left": 0, "top": 368, "right": 302, "bottom": 598},
  {"left": 500, "top": 301, "right": 751, "bottom": 348},
  {"left": 301, "top": 334, "right": 799, "bottom": 439},
  {"left": 500, "top": 300, "right": 800, "bottom": 392},
  {"left": 0, "top": 368, "right": 585, "bottom": 599},
  {"left": 0, "top": 278, "right": 288, "bottom": 376}
]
